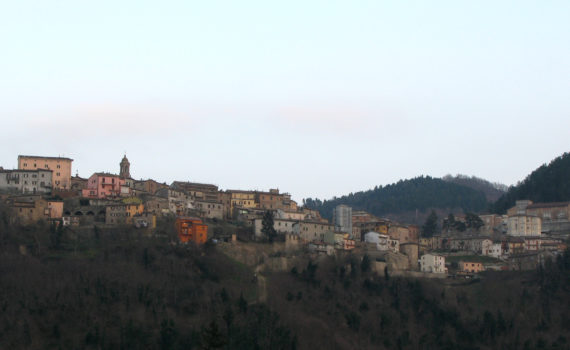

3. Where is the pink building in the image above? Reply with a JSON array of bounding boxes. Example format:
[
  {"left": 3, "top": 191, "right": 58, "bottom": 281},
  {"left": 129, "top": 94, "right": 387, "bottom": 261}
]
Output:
[{"left": 82, "top": 173, "right": 126, "bottom": 199}]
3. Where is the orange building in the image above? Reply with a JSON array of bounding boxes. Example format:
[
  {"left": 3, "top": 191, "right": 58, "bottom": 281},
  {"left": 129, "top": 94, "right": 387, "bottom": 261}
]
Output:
[
  {"left": 18, "top": 155, "right": 73, "bottom": 190},
  {"left": 175, "top": 217, "right": 208, "bottom": 244},
  {"left": 460, "top": 261, "right": 484, "bottom": 273}
]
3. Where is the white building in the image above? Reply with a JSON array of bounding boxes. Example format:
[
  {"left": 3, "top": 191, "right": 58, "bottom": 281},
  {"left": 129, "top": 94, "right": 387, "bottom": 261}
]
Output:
[
  {"left": 484, "top": 243, "right": 503, "bottom": 259},
  {"left": 0, "top": 169, "right": 53, "bottom": 194},
  {"left": 333, "top": 204, "right": 352, "bottom": 234},
  {"left": 420, "top": 254, "right": 447, "bottom": 274},
  {"left": 507, "top": 215, "right": 542, "bottom": 236},
  {"left": 364, "top": 231, "right": 399, "bottom": 253},
  {"left": 253, "top": 218, "right": 297, "bottom": 238}
]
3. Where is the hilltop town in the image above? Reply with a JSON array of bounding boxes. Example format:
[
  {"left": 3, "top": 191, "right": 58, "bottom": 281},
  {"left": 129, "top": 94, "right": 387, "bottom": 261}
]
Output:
[{"left": 1, "top": 154, "right": 568, "bottom": 278}]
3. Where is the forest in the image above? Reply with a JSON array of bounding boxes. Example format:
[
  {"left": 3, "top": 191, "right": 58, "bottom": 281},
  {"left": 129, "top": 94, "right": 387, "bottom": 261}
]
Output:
[
  {"left": 492, "top": 152, "right": 570, "bottom": 214},
  {"left": 304, "top": 176, "right": 488, "bottom": 222}
]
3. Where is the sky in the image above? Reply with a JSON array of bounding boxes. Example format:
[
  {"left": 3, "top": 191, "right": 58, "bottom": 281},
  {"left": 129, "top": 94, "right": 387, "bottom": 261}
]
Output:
[{"left": 1, "top": 1, "right": 569, "bottom": 203}]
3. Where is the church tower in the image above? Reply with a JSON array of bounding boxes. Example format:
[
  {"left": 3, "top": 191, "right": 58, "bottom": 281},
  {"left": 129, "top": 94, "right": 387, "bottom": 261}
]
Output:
[{"left": 120, "top": 154, "right": 131, "bottom": 178}]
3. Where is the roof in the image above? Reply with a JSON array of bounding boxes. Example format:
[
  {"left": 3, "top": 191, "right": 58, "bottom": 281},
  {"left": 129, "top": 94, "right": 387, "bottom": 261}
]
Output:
[
  {"left": 527, "top": 202, "right": 570, "bottom": 209},
  {"left": 18, "top": 155, "right": 73, "bottom": 161},
  {"left": 0, "top": 169, "right": 52, "bottom": 173}
]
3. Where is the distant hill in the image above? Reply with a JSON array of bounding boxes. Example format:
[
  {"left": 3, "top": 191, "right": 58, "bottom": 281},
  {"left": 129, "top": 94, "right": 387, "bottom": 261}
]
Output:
[
  {"left": 492, "top": 152, "right": 570, "bottom": 214},
  {"left": 304, "top": 176, "right": 488, "bottom": 225},
  {"left": 442, "top": 174, "right": 507, "bottom": 202}
]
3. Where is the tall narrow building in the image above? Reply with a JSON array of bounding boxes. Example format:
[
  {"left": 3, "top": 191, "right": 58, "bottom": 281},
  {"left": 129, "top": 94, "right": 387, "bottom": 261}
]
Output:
[
  {"left": 119, "top": 155, "right": 131, "bottom": 179},
  {"left": 333, "top": 204, "right": 352, "bottom": 235}
]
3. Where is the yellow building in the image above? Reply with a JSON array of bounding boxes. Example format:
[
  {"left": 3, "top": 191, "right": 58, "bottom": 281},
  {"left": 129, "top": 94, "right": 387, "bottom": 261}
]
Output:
[
  {"left": 18, "top": 155, "right": 73, "bottom": 190},
  {"left": 228, "top": 190, "right": 257, "bottom": 209}
]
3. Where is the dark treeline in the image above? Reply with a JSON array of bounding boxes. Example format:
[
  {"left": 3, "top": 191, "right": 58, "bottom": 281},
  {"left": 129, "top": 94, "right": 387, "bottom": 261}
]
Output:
[
  {"left": 0, "top": 215, "right": 296, "bottom": 349},
  {"left": 493, "top": 152, "right": 570, "bottom": 214},
  {"left": 268, "top": 253, "right": 570, "bottom": 350},
  {"left": 442, "top": 174, "right": 507, "bottom": 202},
  {"left": 304, "top": 176, "right": 488, "bottom": 221}
]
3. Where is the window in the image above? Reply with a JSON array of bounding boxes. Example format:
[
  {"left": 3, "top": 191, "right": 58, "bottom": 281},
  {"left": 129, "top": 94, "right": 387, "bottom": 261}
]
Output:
[{"left": 45, "top": 165, "right": 48, "bottom": 169}]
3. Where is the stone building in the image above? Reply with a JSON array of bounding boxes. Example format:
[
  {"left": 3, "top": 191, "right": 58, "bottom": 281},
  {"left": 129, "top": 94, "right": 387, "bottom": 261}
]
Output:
[
  {"left": 333, "top": 204, "right": 352, "bottom": 234},
  {"left": 195, "top": 200, "right": 224, "bottom": 220}
]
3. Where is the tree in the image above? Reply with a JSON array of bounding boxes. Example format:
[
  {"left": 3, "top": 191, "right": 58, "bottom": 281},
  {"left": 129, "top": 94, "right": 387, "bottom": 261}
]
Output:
[
  {"left": 361, "top": 254, "right": 371, "bottom": 273},
  {"left": 442, "top": 213, "right": 456, "bottom": 233},
  {"left": 261, "top": 211, "right": 277, "bottom": 243},
  {"left": 465, "top": 213, "right": 484, "bottom": 231},
  {"left": 422, "top": 210, "right": 438, "bottom": 238}
]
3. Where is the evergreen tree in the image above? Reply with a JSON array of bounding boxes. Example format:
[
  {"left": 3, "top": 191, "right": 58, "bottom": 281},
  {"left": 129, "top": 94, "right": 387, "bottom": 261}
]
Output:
[
  {"left": 422, "top": 210, "right": 438, "bottom": 237},
  {"left": 261, "top": 210, "right": 277, "bottom": 243}
]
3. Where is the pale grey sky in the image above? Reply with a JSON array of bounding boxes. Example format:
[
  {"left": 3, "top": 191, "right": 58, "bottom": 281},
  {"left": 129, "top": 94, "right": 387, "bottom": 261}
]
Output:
[{"left": 1, "top": 1, "right": 569, "bottom": 202}]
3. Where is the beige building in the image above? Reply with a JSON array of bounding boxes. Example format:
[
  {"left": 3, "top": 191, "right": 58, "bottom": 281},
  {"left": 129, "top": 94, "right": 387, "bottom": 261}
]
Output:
[
  {"left": 253, "top": 217, "right": 298, "bottom": 238},
  {"left": 195, "top": 200, "right": 224, "bottom": 220},
  {"left": 18, "top": 155, "right": 73, "bottom": 190},
  {"left": 294, "top": 221, "right": 335, "bottom": 241},
  {"left": 507, "top": 215, "right": 542, "bottom": 236}
]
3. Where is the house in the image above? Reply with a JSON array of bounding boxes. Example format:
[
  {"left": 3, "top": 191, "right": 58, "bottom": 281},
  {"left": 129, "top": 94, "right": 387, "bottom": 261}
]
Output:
[
  {"left": 105, "top": 203, "right": 144, "bottom": 225},
  {"left": 524, "top": 236, "right": 542, "bottom": 251},
  {"left": 420, "top": 254, "right": 447, "bottom": 274},
  {"left": 484, "top": 242, "right": 503, "bottom": 258},
  {"left": 460, "top": 261, "right": 484, "bottom": 273},
  {"left": 82, "top": 173, "right": 126, "bottom": 199},
  {"left": 308, "top": 241, "right": 335, "bottom": 255},
  {"left": 364, "top": 231, "right": 399, "bottom": 253},
  {"left": 194, "top": 200, "right": 224, "bottom": 220},
  {"left": 18, "top": 155, "right": 73, "bottom": 190},
  {"left": 175, "top": 217, "right": 207, "bottom": 244},
  {"left": 294, "top": 220, "right": 335, "bottom": 242},
  {"left": 253, "top": 217, "right": 297, "bottom": 238},
  {"left": 7, "top": 196, "right": 63, "bottom": 224},
  {"left": 155, "top": 188, "right": 192, "bottom": 215},
  {"left": 448, "top": 237, "right": 493, "bottom": 254},
  {"left": 0, "top": 169, "right": 53, "bottom": 194}
]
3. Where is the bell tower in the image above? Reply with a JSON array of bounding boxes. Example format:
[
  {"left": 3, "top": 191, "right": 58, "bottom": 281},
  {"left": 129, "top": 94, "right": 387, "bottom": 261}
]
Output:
[{"left": 120, "top": 154, "right": 131, "bottom": 178}]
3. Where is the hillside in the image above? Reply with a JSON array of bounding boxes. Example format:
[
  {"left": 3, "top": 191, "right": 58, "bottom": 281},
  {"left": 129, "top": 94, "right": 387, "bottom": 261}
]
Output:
[
  {"left": 304, "top": 176, "right": 488, "bottom": 224},
  {"left": 442, "top": 174, "right": 507, "bottom": 202},
  {"left": 493, "top": 152, "right": 570, "bottom": 214}
]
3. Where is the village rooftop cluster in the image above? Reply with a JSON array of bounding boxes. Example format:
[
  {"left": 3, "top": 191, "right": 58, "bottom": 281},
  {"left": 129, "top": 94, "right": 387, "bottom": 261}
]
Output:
[{"left": 1, "top": 154, "right": 568, "bottom": 276}]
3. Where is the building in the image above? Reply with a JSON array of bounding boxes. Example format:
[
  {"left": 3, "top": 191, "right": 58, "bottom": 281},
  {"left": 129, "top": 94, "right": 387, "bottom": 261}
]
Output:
[
  {"left": 18, "top": 155, "right": 73, "bottom": 190},
  {"left": 105, "top": 203, "right": 144, "bottom": 225},
  {"left": 82, "top": 173, "right": 126, "bottom": 199},
  {"left": 507, "top": 200, "right": 570, "bottom": 235},
  {"left": 195, "top": 200, "right": 224, "bottom": 220},
  {"left": 400, "top": 243, "right": 419, "bottom": 270},
  {"left": 175, "top": 217, "right": 208, "bottom": 244},
  {"left": 70, "top": 175, "right": 88, "bottom": 192},
  {"left": 0, "top": 169, "right": 52, "bottom": 194},
  {"left": 133, "top": 179, "right": 167, "bottom": 195},
  {"left": 460, "top": 262, "right": 484, "bottom": 273},
  {"left": 119, "top": 155, "right": 131, "bottom": 178},
  {"left": 172, "top": 181, "right": 219, "bottom": 202},
  {"left": 507, "top": 215, "right": 542, "bottom": 236},
  {"left": 364, "top": 231, "right": 399, "bottom": 253},
  {"left": 253, "top": 217, "right": 297, "bottom": 238},
  {"left": 388, "top": 224, "right": 418, "bottom": 244},
  {"left": 420, "top": 254, "right": 447, "bottom": 274},
  {"left": 155, "top": 188, "right": 192, "bottom": 215},
  {"left": 7, "top": 196, "right": 63, "bottom": 224},
  {"left": 294, "top": 220, "right": 335, "bottom": 242},
  {"left": 333, "top": 205, "right": 352, "bottom": 234}
]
